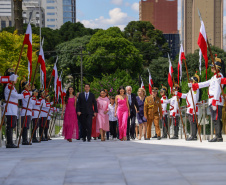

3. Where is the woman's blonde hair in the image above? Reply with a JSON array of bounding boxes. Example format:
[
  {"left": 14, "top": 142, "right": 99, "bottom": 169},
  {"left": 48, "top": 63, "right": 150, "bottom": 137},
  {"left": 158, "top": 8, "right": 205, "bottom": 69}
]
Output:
[{"left": 137, "top": 88, "right": 146, "bottom": 96}]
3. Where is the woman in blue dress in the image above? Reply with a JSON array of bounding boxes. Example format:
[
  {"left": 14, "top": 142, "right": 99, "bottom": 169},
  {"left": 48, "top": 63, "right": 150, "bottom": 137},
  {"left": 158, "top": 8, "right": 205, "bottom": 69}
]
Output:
[{"left": 136, "top": 88, "right": 147, "bottom": 140}]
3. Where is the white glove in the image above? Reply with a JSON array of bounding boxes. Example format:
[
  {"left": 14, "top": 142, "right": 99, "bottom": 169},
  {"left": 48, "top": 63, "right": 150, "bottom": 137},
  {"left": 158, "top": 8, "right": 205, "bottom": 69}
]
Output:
[
  {"left": 174, "top": 91, "right": 178, "bottom": 96},
  {"left": 9, "top": 74, "right": 18, "bottom": 82},
  {"left": 212, "top": 105, "right": 217, "bottom": 111},
  {"left": 216, "top": 78, "right": 221, "bottom": 85},
  {"left": 188, "top": 83, "right": 192, "bottom": 88}
]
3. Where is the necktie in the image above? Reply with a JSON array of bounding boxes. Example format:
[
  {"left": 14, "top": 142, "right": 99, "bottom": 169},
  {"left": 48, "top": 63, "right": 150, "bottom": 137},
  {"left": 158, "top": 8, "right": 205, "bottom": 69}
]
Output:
[
  {"left": 86, "top": 93, "right": 88, "bottom": 101},
  {"left": 154, "top": 97, "right": 155, "bottom": 102},
  {"left": 129, "top": 95, "right": 131, "bottom": 105}
]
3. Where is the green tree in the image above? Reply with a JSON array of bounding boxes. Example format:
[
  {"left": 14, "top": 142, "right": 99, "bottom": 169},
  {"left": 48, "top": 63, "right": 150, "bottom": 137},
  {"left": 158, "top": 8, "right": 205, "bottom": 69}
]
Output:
[
  {"left": 90, "top": 69, "right": 139, "bottom": 98},
  {"left": 124, "top": 21, "right": 169, "bottom": 66},
  {"left": 55, "top": 35, "right": 92, "bottom": 91},
  {"left": 85, "top": 27, "right": 143, "bottom": 81}
]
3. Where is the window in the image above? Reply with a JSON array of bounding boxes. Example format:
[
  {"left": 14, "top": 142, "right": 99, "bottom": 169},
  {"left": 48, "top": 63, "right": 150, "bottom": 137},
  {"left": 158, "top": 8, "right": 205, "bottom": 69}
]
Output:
[
  {"left": 1, "top": 21, "right": 6, "bottom": 29},
  {"left": 63, "top": 0, "right": 71, "bottom": 5},
  {"left": 47, "top": 19, "right": 56, "bottom": 22},
  {"left": 63, "top": 18, "right": 71, "bottom": 23},
  {"left": 47, "top": 12, "right": 55, "bottom": 15},
  {"left": 47, "top": 0, "right": 55, "bottom": 3},
  {"left": 47, "top": 25, "right": 55, "bottom": 28},
  {"left": 9, "top": 21, "right": 11, "bottom": 27},
  {"left": 63, "top": 6, "right": 71, "bottom": 11},
  {"left": 63, "top": 12, "right": 71, "bottom": 18},
  {"left": 47, "top": 6, "right": 55, "bottom": 9}
]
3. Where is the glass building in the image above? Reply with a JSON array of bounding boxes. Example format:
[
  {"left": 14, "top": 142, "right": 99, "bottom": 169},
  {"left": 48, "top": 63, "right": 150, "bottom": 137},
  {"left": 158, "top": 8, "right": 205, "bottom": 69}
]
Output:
[{"left": 63, "top": 0, "right": 76, "bottom": 23}]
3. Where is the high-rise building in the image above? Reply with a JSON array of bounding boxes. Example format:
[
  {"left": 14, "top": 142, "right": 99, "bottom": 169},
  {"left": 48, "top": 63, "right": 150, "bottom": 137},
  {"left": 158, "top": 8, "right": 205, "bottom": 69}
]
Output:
[
  {"left": 139, "top": 0, "right": 178, "bottom": 34},
  {"left": 182, "top": 0, "right": 223, "bottom": 54},
  {"left": 0, "top": 0, "right": 12, "bottom": 30}
]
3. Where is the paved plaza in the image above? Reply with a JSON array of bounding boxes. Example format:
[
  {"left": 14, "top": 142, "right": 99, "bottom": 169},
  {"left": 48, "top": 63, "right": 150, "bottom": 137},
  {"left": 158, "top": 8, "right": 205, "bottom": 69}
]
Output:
[{"left": 0, "top": 138, "right": 226, "bottom": 185}]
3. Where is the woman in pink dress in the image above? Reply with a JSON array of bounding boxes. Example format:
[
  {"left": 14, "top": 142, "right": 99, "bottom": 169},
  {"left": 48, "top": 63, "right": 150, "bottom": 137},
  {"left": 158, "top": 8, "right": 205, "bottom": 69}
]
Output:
[
  {"left": 96, "top": 89, "right": 110, "bottom": 141},
  {"left": 61, "top": 86, "right": 79, "bottom": 142},
  {"left": 115, "top": 86, "right": 130, "bottom": 141}
]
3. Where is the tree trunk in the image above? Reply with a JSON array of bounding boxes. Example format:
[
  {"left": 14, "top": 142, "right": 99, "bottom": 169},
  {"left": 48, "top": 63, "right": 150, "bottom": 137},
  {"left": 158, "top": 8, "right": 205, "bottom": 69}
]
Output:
[
  {"left": 73, "top": 75, "right": 76, "bottom": 92},
  {"left": 77, "top": 76, "right": 79, "bottom": 92},
  {"left": 14, "top": 0, "right": 23, "bottom": 35}
]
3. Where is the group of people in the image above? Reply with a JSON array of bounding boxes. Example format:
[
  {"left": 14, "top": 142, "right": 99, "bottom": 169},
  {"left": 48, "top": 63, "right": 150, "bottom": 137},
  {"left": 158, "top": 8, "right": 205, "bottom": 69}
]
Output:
[
  {"left": 1, "top": 55, "right": 226, "bottom": 147},
  {"left": 1, "top": 68, "right": 58, "bottom": 148}
]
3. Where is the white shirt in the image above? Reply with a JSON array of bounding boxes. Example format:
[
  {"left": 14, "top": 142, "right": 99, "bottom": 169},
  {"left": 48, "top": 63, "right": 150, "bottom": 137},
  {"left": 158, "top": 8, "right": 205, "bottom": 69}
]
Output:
[{"left": 108, "top": 104, "right": 117, "bottom": 121}]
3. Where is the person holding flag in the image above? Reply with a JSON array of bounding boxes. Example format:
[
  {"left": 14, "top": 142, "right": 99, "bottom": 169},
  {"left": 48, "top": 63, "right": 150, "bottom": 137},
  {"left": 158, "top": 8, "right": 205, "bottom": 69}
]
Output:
[
  {"left": 160, "top": 85, "right": 169, "bottom": 138},
  {"left": 177, "top": 73, "right": 200, "bottom": 141},
  {"left": 189, "top": 55, "right": 224, "bottom": 142}
]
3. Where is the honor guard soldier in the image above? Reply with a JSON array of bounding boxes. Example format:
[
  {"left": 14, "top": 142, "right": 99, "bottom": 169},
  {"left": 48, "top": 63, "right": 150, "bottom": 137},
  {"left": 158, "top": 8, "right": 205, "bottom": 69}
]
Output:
[
  {"left": 163, "top": 84, "right": 180, "bottom": 139},
  {"left": 31, "top": 87, "right": 41, "bottom": 143},
  {"left": 144, "top": 87, "right": 162, "bottom": 140},
  {"left": 0, "top": 74, "right": 17, "bottom": 84},
  {"left": 4, "top": 68, "right": 30, "bottom": 148},
  {"left": 160, "top": 85, "right": 169, "bottom": 138},
  {"left": 39, "top": 89, "right": 50, "bottom": 141},
  {"left": 177, "top": 73, "right": 200, "bottom": 141},
  {"left": 20, "top": 77, "right": 33, "bottom": 145},
  {"left": 189, "top": 55, "right": 224, "bottom": 142},
  {"left": 44, "top": 94, "right": 51, "bottom": 140}
]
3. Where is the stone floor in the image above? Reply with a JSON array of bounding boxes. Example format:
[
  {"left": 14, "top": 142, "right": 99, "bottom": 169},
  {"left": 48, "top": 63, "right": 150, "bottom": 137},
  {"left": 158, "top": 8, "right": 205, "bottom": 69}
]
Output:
[{"left": 0, "top": 137, "right": 226, "bottom": 185}]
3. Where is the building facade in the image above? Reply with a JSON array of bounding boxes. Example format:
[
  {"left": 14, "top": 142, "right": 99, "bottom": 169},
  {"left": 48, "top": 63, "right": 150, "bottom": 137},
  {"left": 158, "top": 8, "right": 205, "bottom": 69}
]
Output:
[
  {"left": 139, "top": 0, "right": 178, "bottom": 34},
  {"left": 182, "top": 0, "right": 223, "bottom": 54},
  {"left": 0, "top": 0, "right": 12, "bottom": 30},
  {"left": 164, "top": 33, "right": 180, "bottom": 60}
]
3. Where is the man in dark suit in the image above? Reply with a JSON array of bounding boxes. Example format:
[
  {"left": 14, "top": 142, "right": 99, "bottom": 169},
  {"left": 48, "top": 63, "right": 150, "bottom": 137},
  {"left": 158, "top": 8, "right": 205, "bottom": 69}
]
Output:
[
  {"left": 126, "top": 86, "right": 139, "bottom": 141},
  {"left": 77, "top": 84, "right": 98, "bottom": 142}
]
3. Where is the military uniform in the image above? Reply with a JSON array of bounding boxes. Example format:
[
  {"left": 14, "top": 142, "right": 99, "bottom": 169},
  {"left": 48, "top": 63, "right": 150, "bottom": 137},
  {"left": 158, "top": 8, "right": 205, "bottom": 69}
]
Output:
[
  {"left": 191, "top": 56, "right": 224, "bottom": 142},
  {"left": 144, "top": 88, "right": 162, "bottom": 139},
  {"left": 0, "top": 74, "right": 17, "bottom": 84},
  {"left": 4, "top": 69, "right": 29, "bottom": 148},
  {"left": 20, "top": 78, "right": 33, "bottom": 145},
  {"left": 178, "top": 73, "right": 200, "bottom": 141},
  {"left": 31, "top": 88, "right": 41, "bottom": 143},
  {"left": 160, "top": 86, "right": 169, "bottom": 138}
]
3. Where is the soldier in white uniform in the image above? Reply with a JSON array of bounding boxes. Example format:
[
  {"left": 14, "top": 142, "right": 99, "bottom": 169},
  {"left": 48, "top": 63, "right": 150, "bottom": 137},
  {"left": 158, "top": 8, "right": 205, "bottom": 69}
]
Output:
[
  {"left": 19, "top": 78, "right": 33, "bottom": 145},
  {"left": 31, "top": 87, "right": 41, "bottom": 143},
  {"left": 39, "top": 89, "right": 50, "bottom": 141},
  {"left": 162, "top": 84, "right": 180, "bottom": 139},
  {"left": 4, "top": 68, "right": 30, "bottom": 148},
  {"left": 177, "top": 73, "right": 200, "bottom": 141},
  {"left": 189, "top": 56, "right": 224, "bottom": 142},
  {"left": 160, "top": 85, "right": 169, "bottom": 138},
  {"left": 44, "top": 94, "right": 51, "bottom": 140}
]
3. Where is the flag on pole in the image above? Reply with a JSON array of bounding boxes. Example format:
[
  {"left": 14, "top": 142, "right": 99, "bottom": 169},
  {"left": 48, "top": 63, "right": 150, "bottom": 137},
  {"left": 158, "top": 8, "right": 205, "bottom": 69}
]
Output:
[
  {"left": 62, "top": 88, "right": 66, "bottom": 97},
  {"left": 168, "top": 54, "right": 174, "bottom": 91},
  {"left": 23, "top": 23, "right": 32, "bottom": 82},
  {"left": 197, "top": 20, "right": 208, "bottom": 79},
  {"left": 177, "top": 44, "right": 185, "bottom": 84},
  {"left": 38, "top": 38, "right": 46, "bottom": 89},
  {"left": 199, "top": 49, "right": 202, "bottom": 75},
  {"left": 52, "top": 60, "right": 58, "bottom": 100},
  {"left": 57, "top": 72, "right": 62, "bottom": 103},
  {"left": 147, "top": 69, "right": 154, "bottom": 94},
  {"left": 140, "top": 77, "right": 145, "bottom": 90}
]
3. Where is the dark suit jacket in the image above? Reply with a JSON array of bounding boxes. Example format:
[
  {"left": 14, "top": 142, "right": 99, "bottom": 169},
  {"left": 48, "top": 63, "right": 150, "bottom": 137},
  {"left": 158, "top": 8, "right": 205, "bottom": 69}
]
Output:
[
  {"left": 76, "top": 92, "right": 98, "bottom": 115},
  {"left": 128, "top": 93, "right": 139, "bottom": 116}
]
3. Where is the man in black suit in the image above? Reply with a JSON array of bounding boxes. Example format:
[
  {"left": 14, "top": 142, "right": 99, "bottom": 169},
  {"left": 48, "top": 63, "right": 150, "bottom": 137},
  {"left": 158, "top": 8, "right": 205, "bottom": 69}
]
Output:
[
  {"left": 77, "top": 84, "right": 98, "bottom": 142},
  {"left": 126, "top": 86, "right": 139, "bottom": 141}
]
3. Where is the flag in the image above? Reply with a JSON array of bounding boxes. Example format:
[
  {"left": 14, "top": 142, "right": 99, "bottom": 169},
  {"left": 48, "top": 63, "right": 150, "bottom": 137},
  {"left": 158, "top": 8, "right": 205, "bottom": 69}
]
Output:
[
  {"left": 52, "top": 62, "right": 58, "bottom": 100},
  {"left": 199, "top": 49, "right": 202, "bottom": 75},
  {"left": 177, "top": 44, "right": 185, "bottom": 84},
  {"left": 197, "top": 20, "right": 208, "bottom": 79},
  {"left": 62, "top": 88, "right": 66, "bottom": 97},
  {"left": 61, "top": 88, "right": 66, "bottom": 104},
  {"left": 140, "top": 77, "right": 145, "bottom": 90},
  {"left": 57, "top": 72, "right": 62, "bottom": 103},
  {"left": 38, "top": 43, "right": 46, "bottom": 89},
  {"left": 23, "top": 23, "right": 32, "bottom": 82},
  {"left": 168, "top": 54, "right": 174, "bottom": 91},
  {"left": 147, "top": 69, "right": 154, "bottom": 94}
]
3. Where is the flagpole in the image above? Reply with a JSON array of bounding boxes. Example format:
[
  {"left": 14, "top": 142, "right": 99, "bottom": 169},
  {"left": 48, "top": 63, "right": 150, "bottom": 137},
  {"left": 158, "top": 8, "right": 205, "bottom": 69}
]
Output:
[{"left": 39, "top": 0, "right": 42, "bottom": 88}]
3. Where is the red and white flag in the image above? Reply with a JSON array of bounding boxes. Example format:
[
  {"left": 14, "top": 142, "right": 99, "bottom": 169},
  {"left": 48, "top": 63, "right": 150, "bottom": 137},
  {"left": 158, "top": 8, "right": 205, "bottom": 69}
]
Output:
[
  {"left": 147, "top": 69, "right": 154, "bottom": 94},
  {"left": 168, "top": 54, "right": 174, "bottom": 91},
  {"left": 177, "top": 44, "right": 185, "bottom": 84},
  {"left": 197, "top": 20, "right": 208, "bottom": 79},
  {"left": 57, "top": 72, "right": 62, "bottom": 103},
  {"left": 62, "top": 88, "right": 66, "bottom": 97},
  {"left": 52, "top": 61, "right": 58, "bottom": 99},
  {"left": 38, "top": 40, "right": 46, "bottom": 89},
  {"left": 23, "top": 23, "right": 32, "bottom": 82},
  {"left": 140, "top": 77, "right": 145, "bottom": 90}
]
